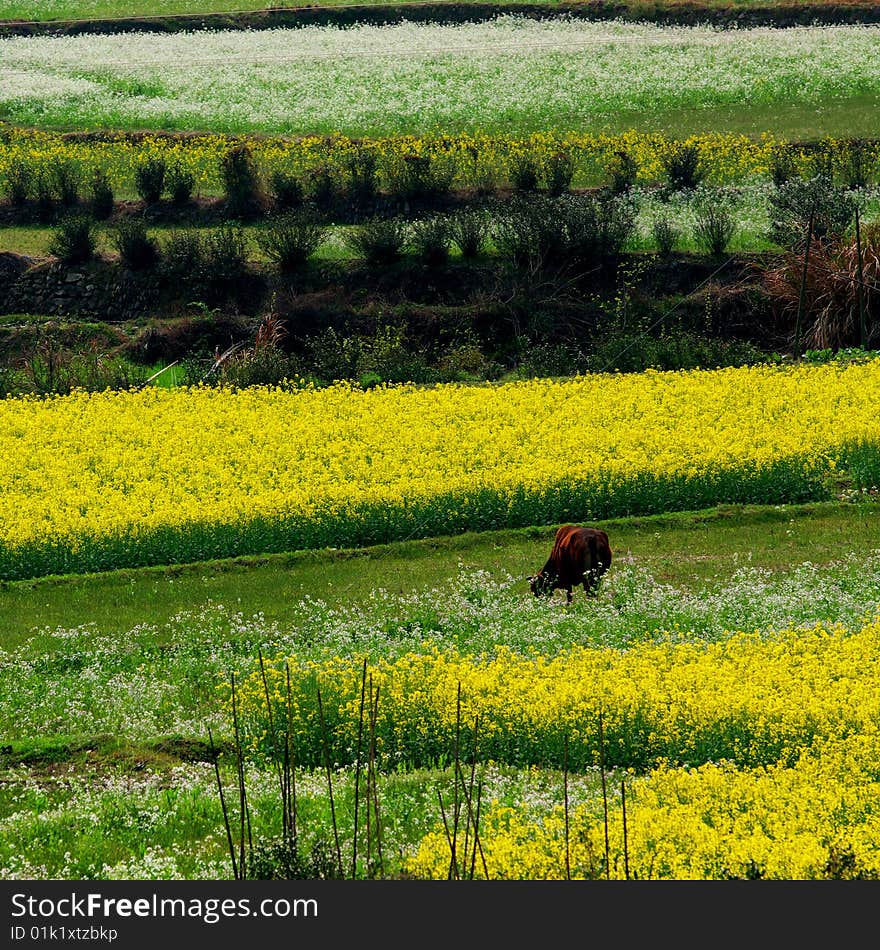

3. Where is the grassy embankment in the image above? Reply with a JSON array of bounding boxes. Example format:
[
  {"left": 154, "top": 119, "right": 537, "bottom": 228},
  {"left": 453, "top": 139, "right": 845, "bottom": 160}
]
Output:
[{"left": 0, "top": 0, "right": 862, "bottom": 23}]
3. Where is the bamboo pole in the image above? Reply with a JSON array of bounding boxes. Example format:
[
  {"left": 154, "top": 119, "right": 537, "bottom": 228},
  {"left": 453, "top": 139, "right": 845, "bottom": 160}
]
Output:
[
  {"left": 855, "top": 205, "right": 868, "bottom": 350},
  {"left": 794, "top": 210, "right": 815, "bottom": 357}
]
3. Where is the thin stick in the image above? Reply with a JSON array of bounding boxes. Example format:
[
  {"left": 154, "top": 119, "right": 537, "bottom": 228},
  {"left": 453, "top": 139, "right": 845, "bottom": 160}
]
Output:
[
  {"left": 471, "top": 779, "right": 489, "bottom": 881},
  {"left": 365, "top": 676, "right": 373, "bottom": 872},
  {"left": 368, "top": 682, "right": 384, "bottom": 878},
  {"left": 436, "top": 787, "right": 456, "bottom": 879},
  {"left": 139, "top": 359, "right": 180, "bottom": 389},
  {"left": 855, "top": 204, "right": 868, "bottom": 350},
  {"left": 316, "top": 686, "right": 344, "bottom": 878},
  {"left": 449, "top": 683, "right": 463, "bottom": 880},
  {"left": 461, "top": 714, "right": 480, "bottom": 875},
  {"left": 245, "top": 802, "right": 253, "bottom": 879},
  {"left": 208, "top": 726, "right": 238, "bottom": 881},
  {"left": 230, "top": 672, "right": 247, "bottom": 879},
  {"left": 351, "top": 658, "right": 368, "bottom": 879},
  {"left": 598, "top": 712, "right": 610, "bottom": 880},
  {"left": 284, "top": 661, "right": 297, "bottom": 842},
  {"left": 257, "top": 650, "right": 285, "bottom": 834},
  {"left": 794, "top": 210, "right": 815, "bottom": 357},
  {"left": 621, "top": 778, "right": 630, "bottom": 881},
  {"left": 564, "top": 733, "right": 571, "bottom": 881},
  {"left": 456, "top": 715, "right": 488, "bottom": 880}
]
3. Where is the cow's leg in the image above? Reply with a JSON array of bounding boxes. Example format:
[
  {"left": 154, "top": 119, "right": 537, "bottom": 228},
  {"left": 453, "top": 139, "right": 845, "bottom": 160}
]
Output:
[
  {"left": 566, "top": 587, "right": 573, "bottom": 604},
  {"left": 584, "top": 569, "right": 599, "bottom": 598}
]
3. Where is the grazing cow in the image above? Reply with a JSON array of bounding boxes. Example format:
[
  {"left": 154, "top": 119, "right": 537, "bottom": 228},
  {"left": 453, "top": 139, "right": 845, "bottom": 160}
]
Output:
[{"left": 529, "top": 525, "right": 612, "bottom": 604}]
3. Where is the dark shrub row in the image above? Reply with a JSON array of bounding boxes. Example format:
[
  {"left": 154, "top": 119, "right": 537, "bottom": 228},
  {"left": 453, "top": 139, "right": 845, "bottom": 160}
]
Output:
[{"left": 6, "top": 139, "right": 875, "bottom": 230}]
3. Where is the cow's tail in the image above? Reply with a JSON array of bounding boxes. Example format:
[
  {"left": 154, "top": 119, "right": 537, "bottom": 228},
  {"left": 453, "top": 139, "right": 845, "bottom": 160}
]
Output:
[{"left": 588, "top": 534, "right": 612, "bottom": 575}]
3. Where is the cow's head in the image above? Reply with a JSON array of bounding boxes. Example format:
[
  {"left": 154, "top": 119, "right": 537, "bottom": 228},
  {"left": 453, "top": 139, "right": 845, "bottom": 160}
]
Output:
[{"left": 529, "top": 572, "right": 555, "bottom": 597}]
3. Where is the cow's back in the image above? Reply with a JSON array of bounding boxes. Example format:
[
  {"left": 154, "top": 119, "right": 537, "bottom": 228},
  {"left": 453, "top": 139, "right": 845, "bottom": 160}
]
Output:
[{"left": 552, "top": 525, "right": 611, "bottom": 580}]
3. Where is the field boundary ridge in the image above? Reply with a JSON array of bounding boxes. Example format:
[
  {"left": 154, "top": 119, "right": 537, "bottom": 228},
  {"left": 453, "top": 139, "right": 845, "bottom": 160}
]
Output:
[{"left": 3, "top": 1, "right": 880, "bottom": 38}]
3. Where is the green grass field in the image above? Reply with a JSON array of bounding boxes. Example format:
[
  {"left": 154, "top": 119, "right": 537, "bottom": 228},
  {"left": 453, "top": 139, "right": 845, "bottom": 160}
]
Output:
[{"left": 4, "top": 499, "right": 878, "bottom": 647}]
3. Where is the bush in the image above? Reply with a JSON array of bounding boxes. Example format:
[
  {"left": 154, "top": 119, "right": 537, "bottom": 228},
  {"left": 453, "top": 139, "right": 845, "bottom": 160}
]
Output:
[
  {"left": 166, "top": 161, "right": 195, "bottom": 205},
  {"left": 3, "top": 159, "right": 34, "bottom": 206},
  {"left": 435, "top": 339, "right": 502, "bottom": 382},
  {"left": 449, "top": 207, "right": 490, "bottom": 259},
  {"left": 307, "top": 164, "right": 339, "bottom": 212},
  {"left": 770, "top": 147, "right": 798, "bottom": 188},
  {"left": 494, "top": 192, "right": 638, "bottom": 271},
  {"left": 49, "top": 160, "right": 81, "bottom": 207},
  {"left": 693, "top": 192, "right": 737, "bottom": 257},
  {"left": 561, "top": 191, "right": 638, "bottom": 263},
  {"left": 410, "top": 215, "right": 451, "bottom": 266},
  {"left": 220, "top": 144, "right": 263, "bottom": 218},
  {"left": 763, "top": 223, "right": 880, "bottom": 351},
  {"left": 510, "top": 155, "right": 540, "bottom": 192},
  {"left": 544, "top": 152, "right": 575, "bottom": 197},
  {"left": 161, "top": 229, "right": 205, "bottom": 286},
  {"left": 661, "top": 142, "right": 706, "bottom": 193},
  {"left": 34, "top": 171, "right": 57, "bottom": 222},
  {"left": 88, "top": 169, "right": 115, "bottom": 220},
  {"left": 269, "top": 171, "right": 304, "bottom": 212},
  {"left": 111, "top": 216, "right": 160, "bottom": 270},
  {"left": 605, "top": 149, "right": 638, "bottom": 195},
  {"left": 255, "top": 209, "right": 325, "bottom": 273},
  {"left": 514, "top": 341, "right": 588, "bottom": 378},
  {"left": 345, "top": 216, "right": 407, "bottom": 265},
  {"left": 48, "top": 212, "right": 96, "bottom": 265},
  {"left": 492, "top": 195, "right": 566, "bottom": 270},
  {"left": 840, "top": 140, "right": 875, "bottom": 191},
  {"left": 356, "top": 324, "right": 433, "bottom": 385},
  {"left": 768, "top": 175, "right": 856, "bottom": 249},
  {"left": 202, "top": 225, "right": 250, "bottom": 296},
  {"left": 387, "top": 153, "right": 453, "bottom": 202},
  {"left": 306, "top": 324, "right": 432, "bottom": 385},
  {"left": 652, "top": 214, "right": 680, "bottom": 256},
  {"left": 346, "top": 149, "right": 378, "bottom": 207},
  {"left": 20, "top": 337, "right": 148, "bottom": 397},
  {"left": 222, "top": 343, "right": 294, "bottom": 389},
  {"left": 587, "top": 329, "right": 767, "bottom": 374},
  {"left": 135, "top": 157, "right": 166, "bottom": 205}
]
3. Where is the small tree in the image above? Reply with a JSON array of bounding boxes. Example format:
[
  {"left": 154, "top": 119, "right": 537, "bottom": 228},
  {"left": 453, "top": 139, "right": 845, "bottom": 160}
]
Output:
[
  {"left": 88, "top": 169, "right": 115, "bottom": 220},
  {"left": 135, "top": 157, "right": 166, "bottom": 205},
  {"left": 661, "top": 142, "right": 706, "bottom": 194},
  {"left": 48, "top": 212, "right": 96, "bottom": 265},
  {"left": 768, "top": 175, "right": 856, "bottom": 249},
  {"left": 220, "top": 145, "right": 264, "bottom": 218},
  {"left": 111, "top": 217, "right": 160, "bottom": 270},
  {"left": 345, "top": 217, "right": 407, "bottom": 265},
  {"left": 166, "top": 161, "right": 195, "bottom": 205},
  {"left": 256, "top": 209, "right": 326, "bottom": 273},
  {"left": 693, "top": 191, "right": 737, "bottom": 257}
]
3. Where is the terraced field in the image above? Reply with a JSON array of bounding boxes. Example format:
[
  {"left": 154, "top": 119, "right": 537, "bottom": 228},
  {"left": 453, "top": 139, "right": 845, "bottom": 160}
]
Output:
[{"left": 2, "top": 0, "right": 880, "bottom": 895}]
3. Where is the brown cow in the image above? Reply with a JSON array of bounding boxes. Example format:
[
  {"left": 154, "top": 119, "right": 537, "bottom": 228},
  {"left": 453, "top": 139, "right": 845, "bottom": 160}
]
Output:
[{"left": 529, "top": 525, "right": 612, "bottom": 604}]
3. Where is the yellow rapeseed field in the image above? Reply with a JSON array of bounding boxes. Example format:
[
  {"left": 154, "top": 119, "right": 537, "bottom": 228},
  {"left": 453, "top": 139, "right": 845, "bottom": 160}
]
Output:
[
  {"left": 1, "top": 361, "right": 879, "bottom": 579},
  {"left": 0, "top": 125, "right": 814, "bottom": 192},
  {"left": 234, "top": 615, "right": 880, "bottom": 879},
  {"left": 407, "top": 735, "right": 880, "bottom": 879},
  {"left": 235, "top": 615, "right": 880, "bottom": 771}
]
